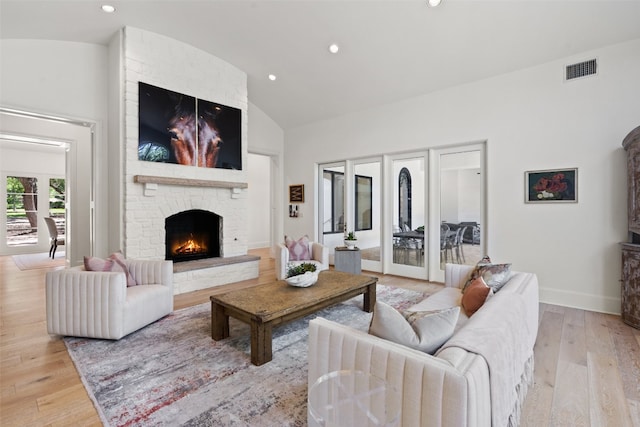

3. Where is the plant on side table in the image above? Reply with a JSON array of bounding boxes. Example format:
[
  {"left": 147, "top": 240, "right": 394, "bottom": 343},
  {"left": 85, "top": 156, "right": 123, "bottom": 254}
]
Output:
[{"left": 344, "top": 231, "right": 358, "bottom": 249}]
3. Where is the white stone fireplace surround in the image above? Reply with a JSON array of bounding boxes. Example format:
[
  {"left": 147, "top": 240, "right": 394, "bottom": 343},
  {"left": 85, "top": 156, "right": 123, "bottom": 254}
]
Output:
[{"left": 120, "top": 27, "right": 258, "bottom": 294}]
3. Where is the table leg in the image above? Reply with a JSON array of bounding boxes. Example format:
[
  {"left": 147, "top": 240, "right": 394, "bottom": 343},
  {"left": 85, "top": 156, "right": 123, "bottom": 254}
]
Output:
[
  {"left": 211, "top": 301, "right": 229, "bottom": 340},
  {"left": 251, "top": 321, "right": 273, "bottom": 366},
  {"left": 363, "top": 283, "right": 376, "bottom": 313}
]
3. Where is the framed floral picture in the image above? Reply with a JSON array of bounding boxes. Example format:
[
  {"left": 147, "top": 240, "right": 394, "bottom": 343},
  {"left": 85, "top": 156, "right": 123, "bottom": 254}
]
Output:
[{"left": 525, "top": 168, "right": 578, "bottom": 203}]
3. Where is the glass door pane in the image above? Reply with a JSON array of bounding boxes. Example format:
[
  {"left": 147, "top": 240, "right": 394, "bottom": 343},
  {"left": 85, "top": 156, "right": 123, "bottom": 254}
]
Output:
[
  {"left": 6, "top": 176, "right": 38, "bottom": 246},
  {"left": 439, "top": 150, "right": 483, "bottom": 269},
  {"left": 391, "top": 156, "right": 426, "bottom": 277},
  {"left": 354, "top": 160, "right": 381, "bottom": 272},
  {"left": 320, "top": 164, "right": 345, "bottom": 251}
]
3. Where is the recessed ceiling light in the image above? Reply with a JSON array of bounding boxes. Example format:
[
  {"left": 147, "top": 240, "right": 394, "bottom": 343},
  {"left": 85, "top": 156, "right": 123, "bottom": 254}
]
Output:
[
  {"left": 268, "top": 74, "right": 277, "bottom": 81},
  {"left": 427, "top": 0, "right": 442, "bottom": 7},
  {"left": 101, "top": 4, "right": 116, "bottom": 13},
  {"left": 328, "top": 44, "right": 339, "bottom": 54}
]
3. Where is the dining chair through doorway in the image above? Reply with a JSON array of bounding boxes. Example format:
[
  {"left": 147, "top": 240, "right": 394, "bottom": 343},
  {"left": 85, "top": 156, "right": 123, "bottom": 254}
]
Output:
[{"left": 44, "top": 217, "right": 65, "bottom": 259}]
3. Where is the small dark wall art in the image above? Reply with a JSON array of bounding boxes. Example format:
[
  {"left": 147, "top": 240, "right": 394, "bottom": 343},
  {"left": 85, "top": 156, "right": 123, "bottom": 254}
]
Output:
[
  {"left": 138, "top": 82, "right": 242, "bottom": 170},
  {"left": 289, "top": 184, "right": 304, "bottom": 203},
  {"left": 525, "top": 168, "right": 578, "bottom": 203}
]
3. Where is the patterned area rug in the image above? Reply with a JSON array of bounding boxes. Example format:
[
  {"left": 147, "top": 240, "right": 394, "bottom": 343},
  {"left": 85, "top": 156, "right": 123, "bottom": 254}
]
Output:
[{"left": 65, "top": 285, "right": 432, "bottom": 426}]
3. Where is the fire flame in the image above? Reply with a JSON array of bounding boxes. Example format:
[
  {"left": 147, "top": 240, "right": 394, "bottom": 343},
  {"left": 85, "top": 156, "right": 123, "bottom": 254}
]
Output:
[{"left": 173, "top": 233, "right": 207, "bottom": 255}]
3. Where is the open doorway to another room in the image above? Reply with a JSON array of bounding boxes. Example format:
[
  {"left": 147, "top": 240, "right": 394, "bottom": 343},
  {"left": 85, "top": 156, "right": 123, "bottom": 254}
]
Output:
[
  {"left": 0, "top": 108, "right": 94, "bottom": 266},
  {"left": 247, "top": 152, "right": 274, "bottom": 251},
  {"left": 1, "top": 140, "right": 66, "bottom": 256}
]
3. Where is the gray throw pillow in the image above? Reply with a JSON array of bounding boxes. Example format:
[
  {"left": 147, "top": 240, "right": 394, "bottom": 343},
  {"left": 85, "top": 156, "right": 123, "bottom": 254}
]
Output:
[{"left": 369, "top": 302, "right": 460, "bottom": 354}]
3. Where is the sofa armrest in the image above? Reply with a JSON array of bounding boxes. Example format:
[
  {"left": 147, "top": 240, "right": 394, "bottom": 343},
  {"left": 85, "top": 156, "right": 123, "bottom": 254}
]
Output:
[
  {"left": 308, "top": 317, "right": 489, "bottom": 427},
  {"left": 445, "top": 263, "right": 474, "bottom": 288},
  {"left": 126, "top": 259, "right": 173, "bottom": 291},
  {"left": 46, "top": 269, "right": 128, "bottom": 339}
]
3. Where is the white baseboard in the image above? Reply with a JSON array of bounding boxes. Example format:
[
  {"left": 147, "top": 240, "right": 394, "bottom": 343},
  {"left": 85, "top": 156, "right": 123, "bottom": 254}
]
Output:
[{"left": 539, "top": 286, "right": 620, "bottom": 315}]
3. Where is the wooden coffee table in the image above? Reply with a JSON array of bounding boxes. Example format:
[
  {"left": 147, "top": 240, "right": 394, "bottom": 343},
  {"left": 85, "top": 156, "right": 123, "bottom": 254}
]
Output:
[{"left": 210, "top": 270, "right": 377, "bottom": 365}]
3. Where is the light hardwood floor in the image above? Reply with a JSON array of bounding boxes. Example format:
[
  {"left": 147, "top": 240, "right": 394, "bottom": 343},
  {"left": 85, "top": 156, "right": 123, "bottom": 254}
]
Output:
[{"left": 1, "top": 249, "right": 638, "bottom": 426}]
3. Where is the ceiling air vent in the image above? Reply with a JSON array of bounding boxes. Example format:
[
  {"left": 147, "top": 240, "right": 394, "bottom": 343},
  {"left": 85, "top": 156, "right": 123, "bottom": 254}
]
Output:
[{"left": 565, "top": 58, "right": 597, "bottom": 81}]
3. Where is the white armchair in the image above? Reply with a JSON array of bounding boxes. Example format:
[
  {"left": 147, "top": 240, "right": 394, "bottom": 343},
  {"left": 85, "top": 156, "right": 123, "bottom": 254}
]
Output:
[
  {"left": 46, "top": 259, "right": 173, "bottom": 340},
  {"left": 275, "top": 241, "right": 329, "bottom": 280}
]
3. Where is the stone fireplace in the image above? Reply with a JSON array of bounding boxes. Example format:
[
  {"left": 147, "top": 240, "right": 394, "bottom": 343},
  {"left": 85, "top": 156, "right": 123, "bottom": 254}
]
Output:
[{"left": 165, "top": 209, "right": 222, "bottom": 263}]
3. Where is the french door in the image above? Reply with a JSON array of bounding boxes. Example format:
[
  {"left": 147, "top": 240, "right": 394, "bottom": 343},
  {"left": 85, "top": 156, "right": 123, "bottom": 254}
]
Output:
[
  {"left": 318, "top": 142, "right": 485, "bottom": 282},
  {"left": 386, "top": 153, "right": 428, "bottom": 279}
]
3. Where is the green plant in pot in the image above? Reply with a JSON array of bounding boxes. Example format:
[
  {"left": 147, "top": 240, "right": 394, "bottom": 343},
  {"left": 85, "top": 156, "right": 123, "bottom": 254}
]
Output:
[
  {"left": 285, "top": 262, "right": 319, "bottom": 287},
  {"left": 286, "top": 262, "right": 317, "bottom": 278},
  {"left": 344, "top": 231, "right": 358, "bottom": 249}
]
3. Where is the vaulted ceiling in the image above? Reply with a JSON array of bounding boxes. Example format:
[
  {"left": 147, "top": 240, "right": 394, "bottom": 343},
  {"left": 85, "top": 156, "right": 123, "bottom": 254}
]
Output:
[{"left": 2, "top": 0, "right": 640, "bottom": 130}]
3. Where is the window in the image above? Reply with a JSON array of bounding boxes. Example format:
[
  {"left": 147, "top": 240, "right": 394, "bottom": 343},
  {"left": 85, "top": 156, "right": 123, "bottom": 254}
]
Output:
[
  {"left": 355, "top": 175, "right": 372, "bottom": 231},
  {"left": 322, "top": 169, "right": 345, "bottom": 234},
  {"left": 6, "top": 176, "right": 38, "bottom": 246}
]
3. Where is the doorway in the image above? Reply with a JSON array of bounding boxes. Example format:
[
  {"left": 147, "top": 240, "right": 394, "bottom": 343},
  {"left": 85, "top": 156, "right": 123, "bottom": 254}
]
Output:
[{"left": 0, "top": 108, "right": 94, "bottom": 265}]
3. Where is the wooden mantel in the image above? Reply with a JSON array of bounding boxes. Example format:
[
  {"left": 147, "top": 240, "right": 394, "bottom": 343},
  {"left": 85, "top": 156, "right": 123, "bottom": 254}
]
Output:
[{"left": 133, "top": 175, "right": 248, "bottom": 189}]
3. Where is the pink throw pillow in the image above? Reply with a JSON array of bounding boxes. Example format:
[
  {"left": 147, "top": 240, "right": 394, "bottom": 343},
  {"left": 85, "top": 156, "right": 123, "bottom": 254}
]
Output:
[
  {"left": 84, "top": 252, "right": 137, "bottom": 287},
  {"left": 284, "top": 235, "right": 311, "bottom": 261}
]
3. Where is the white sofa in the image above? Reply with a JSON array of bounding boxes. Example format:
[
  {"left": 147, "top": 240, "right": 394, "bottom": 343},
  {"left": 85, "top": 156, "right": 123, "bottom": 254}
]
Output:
[
  {"left": 308, "top": 263, "right": 539, "bottom": 427},
  {"left": 275, "top": 240, "right": 329, "bottom": 280},
  {"left": 46, "top": 259, "right": 173, "bottom": 340}
]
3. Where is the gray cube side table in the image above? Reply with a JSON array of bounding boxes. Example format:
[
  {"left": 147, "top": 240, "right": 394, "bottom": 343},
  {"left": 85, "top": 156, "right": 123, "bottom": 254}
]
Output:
[{"left": 334, "top": 247, "right": 361, "bottom": 275}]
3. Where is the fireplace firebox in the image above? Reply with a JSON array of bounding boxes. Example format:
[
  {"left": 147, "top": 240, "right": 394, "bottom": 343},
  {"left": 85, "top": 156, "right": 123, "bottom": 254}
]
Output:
[{"left": 165, "top": 209, "right": 222, "bottom": 262}]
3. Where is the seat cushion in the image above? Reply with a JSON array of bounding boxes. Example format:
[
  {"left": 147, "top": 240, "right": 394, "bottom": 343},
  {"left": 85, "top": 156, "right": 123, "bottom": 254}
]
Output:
[{"left": 123, "top": 284, "right": 173, "bottom": 336}]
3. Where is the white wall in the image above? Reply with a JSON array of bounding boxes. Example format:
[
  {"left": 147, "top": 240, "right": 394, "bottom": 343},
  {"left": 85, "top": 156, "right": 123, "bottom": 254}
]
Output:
[
  {"left": 0, "top": 35, "right": 285, "bottom": 263},
  {"left": 0, "top": 39, "right": 110, "bottom": 259},
  {"left": 285, "top": 38, "right": 640, "bottom": 314}
]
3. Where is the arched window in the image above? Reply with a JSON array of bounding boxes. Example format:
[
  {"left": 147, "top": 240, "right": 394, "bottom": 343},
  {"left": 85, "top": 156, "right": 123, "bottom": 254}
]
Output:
[{"left": 398, "top": 168, "right": 412, "bottom": 231}]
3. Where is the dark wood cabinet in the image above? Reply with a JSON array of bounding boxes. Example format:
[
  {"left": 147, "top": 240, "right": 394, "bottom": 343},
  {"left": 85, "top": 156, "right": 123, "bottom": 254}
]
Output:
[
  {"left": 622, "top": 126, "right": 640, "bottom": 329},
  {"left": 621, "top": 243, "right": 640, "bottom": 329},
  {"left": 624, "top": 126, "right": 640, "bottom": 237}
]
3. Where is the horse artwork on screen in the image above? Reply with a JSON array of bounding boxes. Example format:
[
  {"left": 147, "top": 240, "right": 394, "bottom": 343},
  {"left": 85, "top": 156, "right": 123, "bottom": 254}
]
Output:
[{"left": 138, "top": 82, "right": 242, "bottom": 170}]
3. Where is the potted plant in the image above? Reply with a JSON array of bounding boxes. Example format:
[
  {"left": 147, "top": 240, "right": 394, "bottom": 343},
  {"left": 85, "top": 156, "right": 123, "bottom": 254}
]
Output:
[
  {"left": 344, "top": 231, "right": 358, "bottom": 249},
  {"left": 285, "top": 262, "right": 319, "bottom": 287}
]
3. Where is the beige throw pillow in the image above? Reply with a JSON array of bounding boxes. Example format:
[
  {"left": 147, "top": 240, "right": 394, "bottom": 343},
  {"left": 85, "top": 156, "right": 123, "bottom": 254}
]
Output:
[{"left": 369, "top": 302, "right": 460, "bottom": 354}]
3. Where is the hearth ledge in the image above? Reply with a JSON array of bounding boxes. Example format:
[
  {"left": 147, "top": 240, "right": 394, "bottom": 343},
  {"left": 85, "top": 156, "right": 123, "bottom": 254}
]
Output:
[
  {"left": 134, "top": 175, "right": 248, "bottom": 189},
  {"left": 173, "top": 254, "right": 260, "bottom": 273}
]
